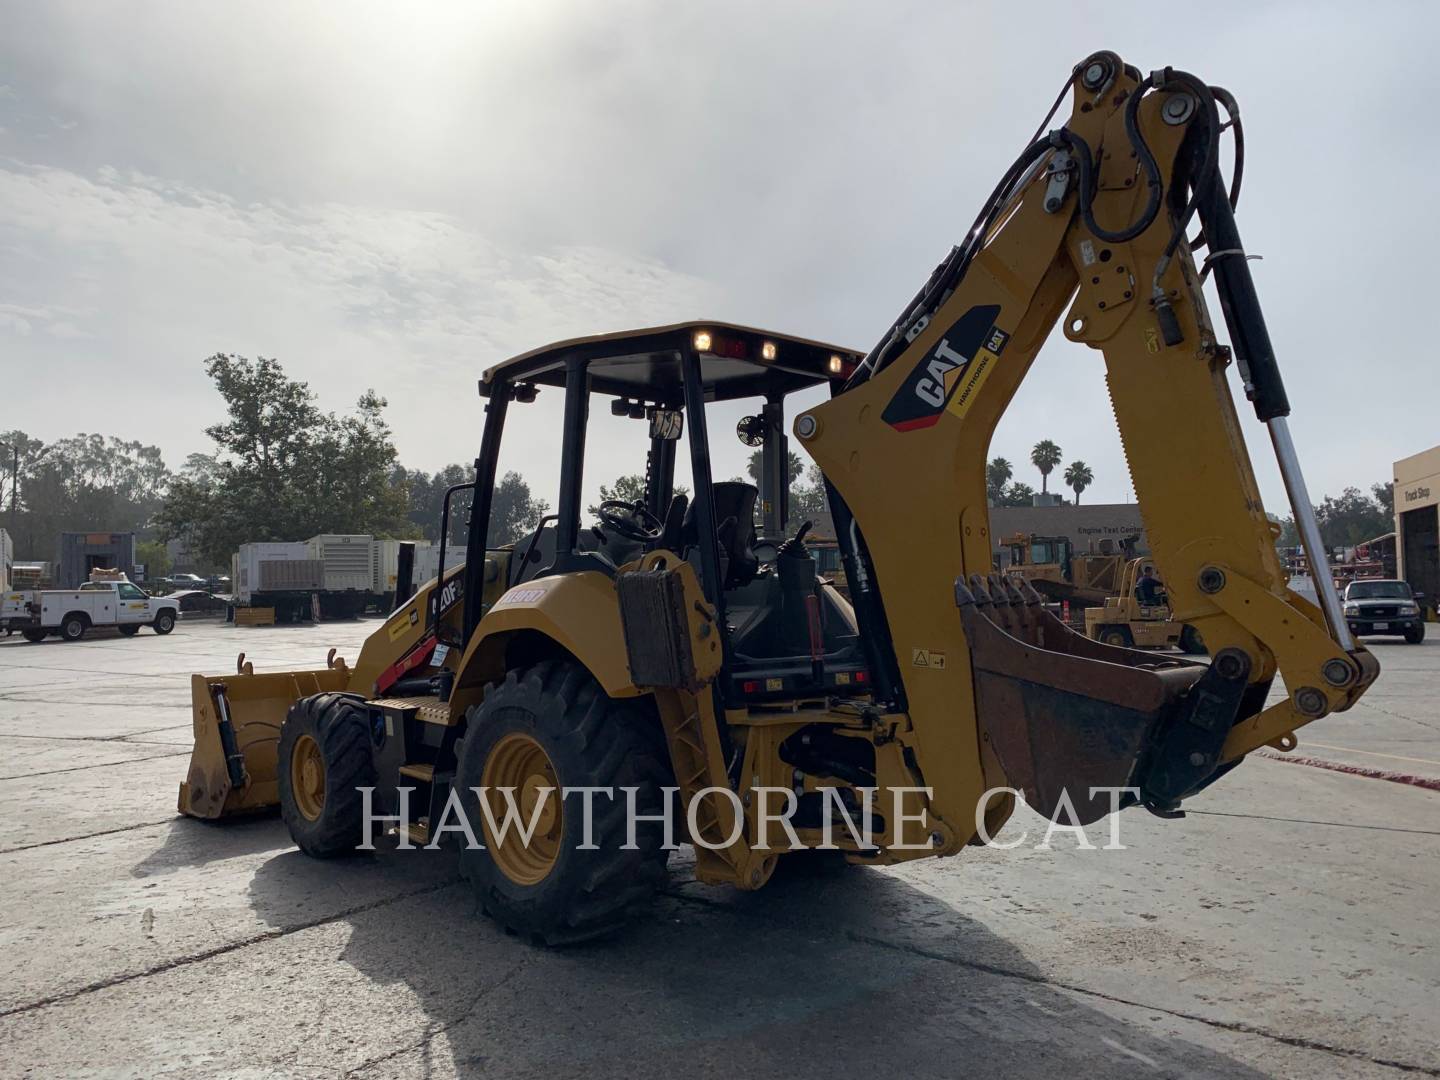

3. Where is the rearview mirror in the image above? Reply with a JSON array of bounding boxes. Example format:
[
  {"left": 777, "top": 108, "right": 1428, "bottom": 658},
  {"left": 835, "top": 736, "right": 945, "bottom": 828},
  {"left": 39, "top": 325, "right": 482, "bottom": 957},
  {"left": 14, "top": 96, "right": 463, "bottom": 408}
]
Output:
[{"left": 649, "top": 408, "right": 683, "bottom": 441}]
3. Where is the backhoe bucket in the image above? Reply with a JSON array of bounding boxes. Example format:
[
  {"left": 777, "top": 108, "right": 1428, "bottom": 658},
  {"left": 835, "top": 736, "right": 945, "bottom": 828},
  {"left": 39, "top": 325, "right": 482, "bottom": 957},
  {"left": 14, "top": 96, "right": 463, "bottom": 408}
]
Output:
[
  {"left": 178, "top": 655, "right": 351, "bottom": 820},
  {"left": 956, "top": 576, "right": 1251, "bottom": 823}
]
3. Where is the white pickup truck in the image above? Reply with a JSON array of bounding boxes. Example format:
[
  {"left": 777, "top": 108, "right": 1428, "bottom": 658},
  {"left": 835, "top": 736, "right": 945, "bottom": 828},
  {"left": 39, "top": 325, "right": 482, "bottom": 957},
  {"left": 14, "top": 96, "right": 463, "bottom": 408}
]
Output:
[{"left": 2, "top": 579, "right": 179, "bottom": 642}]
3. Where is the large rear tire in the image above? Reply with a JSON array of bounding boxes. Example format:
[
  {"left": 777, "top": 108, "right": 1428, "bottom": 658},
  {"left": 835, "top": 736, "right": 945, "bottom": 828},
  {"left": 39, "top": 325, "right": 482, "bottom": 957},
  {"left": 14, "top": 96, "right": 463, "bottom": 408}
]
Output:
[
  {"left": 21, "top": 629, "right": 46, "bottom": 643},
  {"left": 455, "top": 659, "right": 671, "bottom": 945},
  {"left": 278, "top": 693, "right": 376, "bottom": 857},
  {"left": 60, "top": 614, "right": 87, "bottom": 642}
]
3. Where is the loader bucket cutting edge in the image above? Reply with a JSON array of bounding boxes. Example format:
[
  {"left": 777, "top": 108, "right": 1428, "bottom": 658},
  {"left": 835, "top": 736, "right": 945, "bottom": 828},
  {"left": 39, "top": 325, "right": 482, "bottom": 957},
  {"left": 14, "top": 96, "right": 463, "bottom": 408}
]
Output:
[{"left": 178, "top": 668, "right": 350, "bottom": 819}]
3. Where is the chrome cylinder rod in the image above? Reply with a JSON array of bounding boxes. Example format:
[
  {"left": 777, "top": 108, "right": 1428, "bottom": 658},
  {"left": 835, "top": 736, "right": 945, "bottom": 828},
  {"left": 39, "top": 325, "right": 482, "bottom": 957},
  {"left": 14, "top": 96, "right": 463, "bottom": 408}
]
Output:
[{"left": 1268, "top": 416, "right": 1355, "bottom": 653}]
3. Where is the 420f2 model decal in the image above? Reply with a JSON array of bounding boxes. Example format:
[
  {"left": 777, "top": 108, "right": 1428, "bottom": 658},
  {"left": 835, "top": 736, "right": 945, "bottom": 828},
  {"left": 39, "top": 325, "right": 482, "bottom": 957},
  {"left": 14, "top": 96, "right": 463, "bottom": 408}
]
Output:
[{"left": 881, "top": 305, "right": 1010, "bottom": 432}]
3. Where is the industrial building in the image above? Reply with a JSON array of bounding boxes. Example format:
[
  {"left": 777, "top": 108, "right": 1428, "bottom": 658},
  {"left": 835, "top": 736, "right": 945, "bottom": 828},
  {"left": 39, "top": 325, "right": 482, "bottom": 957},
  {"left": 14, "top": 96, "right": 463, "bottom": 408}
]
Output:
[
  {"left": 990, "top": 502, "right": 1149, "bottom": 560},
  {"left": 1394, "top": 446, "right": 1439, "bottom": 608},
  {"left": 55, "top": 532, "right": 136, "bottom": 589}
]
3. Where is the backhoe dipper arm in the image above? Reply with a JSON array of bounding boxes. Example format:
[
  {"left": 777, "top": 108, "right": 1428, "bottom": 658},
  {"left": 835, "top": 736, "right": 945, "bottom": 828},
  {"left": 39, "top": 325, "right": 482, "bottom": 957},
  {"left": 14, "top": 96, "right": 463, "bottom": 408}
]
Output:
[{"left": 798, "top": 52, "right": 1377, "bottom": 836}]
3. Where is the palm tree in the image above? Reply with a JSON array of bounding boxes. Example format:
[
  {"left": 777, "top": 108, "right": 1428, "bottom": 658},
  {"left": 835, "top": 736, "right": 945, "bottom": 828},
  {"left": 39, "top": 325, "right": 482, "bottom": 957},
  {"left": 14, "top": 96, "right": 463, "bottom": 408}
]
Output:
[
  {"left": 1031, "top": 440, "right": 1062, "bottom": 494},
  {"left": 986, "top": 457, "right": 1013, "bottom": 504},
  {"left": 1064, "top": 460, "right": 1094, "bottom": 504}
]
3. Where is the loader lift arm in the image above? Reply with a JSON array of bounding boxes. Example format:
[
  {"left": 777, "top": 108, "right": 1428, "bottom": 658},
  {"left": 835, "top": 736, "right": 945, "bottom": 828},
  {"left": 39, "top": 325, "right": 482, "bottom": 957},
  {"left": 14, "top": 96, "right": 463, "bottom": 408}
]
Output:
[{"left": 800, "top": 51, "right": 1377, "bottom": 825}]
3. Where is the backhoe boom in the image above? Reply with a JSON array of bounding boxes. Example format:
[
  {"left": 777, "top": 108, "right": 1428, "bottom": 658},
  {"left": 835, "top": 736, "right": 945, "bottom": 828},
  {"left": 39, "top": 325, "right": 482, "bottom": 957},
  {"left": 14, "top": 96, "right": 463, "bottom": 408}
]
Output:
[{"left": 799, "top": 51, "right": 1376, "bottom": 828}]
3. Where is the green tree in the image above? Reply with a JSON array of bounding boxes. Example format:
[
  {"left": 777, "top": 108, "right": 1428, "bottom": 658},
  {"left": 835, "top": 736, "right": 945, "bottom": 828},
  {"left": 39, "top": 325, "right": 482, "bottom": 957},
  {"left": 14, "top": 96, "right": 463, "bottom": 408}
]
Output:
[
  {"left": 986, "top": 457, "right": 1013, "bottom": 504},
  {"left": 1315, "top": 487, "right": 1390, "bottom": 548},
  {"left": 997, "top": 482, "right": 1035, "bottom": 507},
  {"left": 746, "top": 449, "right": 825, "bottom": 527},
  {"left": 156, "top": 354, "right": 413, "bottom": 564},
  {"left": 0, "top": 430, "right": 171, "bottom": 558},
  {"left": 587, "top": 474, "right": 689, "bottom": 519},
  {"left": 1031, "top": 440, "right": 1062, "bottom": 494},
  {"left": 135, "top": 539, "right": 172, "bottom": 579},
  {"left": 489, "top": 471, "right": 550, "bottom": 546},
  {"left": 1371, "top": 480, "right": 1394, "bottom": 519},
  {"left": 1063, "top": 460, "right": 1094, "bottom": 504}
]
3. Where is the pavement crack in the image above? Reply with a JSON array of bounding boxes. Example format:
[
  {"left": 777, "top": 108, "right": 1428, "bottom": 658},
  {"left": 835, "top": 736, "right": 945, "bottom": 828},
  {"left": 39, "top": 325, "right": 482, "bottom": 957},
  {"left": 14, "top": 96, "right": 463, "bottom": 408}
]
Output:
[
  {"left": 0, "top": 750, "right": 189, "bottom": 781},
  {"left": 1188, "top": 809, "right": 1440, "bottom": 837},
  {"left": 0, "top": 818, "right": 179, "bottom": 855},
  {"left": 666, "top": 890, "right": 1440, "bottom": 1076},
  {"left": 0, "top": 877, "right": 463, "bottom": 1020}
]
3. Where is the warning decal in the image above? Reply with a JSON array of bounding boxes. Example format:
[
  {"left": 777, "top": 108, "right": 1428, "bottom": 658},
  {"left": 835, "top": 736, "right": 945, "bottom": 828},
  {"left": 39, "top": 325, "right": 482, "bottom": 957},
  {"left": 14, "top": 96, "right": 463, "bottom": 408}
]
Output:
[{"left": 911, "top": 648, "right": 947, "bottom": 669}]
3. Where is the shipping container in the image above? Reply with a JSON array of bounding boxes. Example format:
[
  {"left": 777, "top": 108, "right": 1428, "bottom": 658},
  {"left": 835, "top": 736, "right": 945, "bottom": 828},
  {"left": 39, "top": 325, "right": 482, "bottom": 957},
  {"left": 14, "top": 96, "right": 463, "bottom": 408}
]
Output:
[{"left": 306, "top": 534, "right": 372, "bottom": 592}]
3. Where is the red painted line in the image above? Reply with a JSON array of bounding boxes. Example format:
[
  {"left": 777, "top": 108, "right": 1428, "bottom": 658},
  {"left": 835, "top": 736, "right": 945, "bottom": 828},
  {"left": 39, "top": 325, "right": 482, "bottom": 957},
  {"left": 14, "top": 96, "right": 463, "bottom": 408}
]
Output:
[{"left": 1259, "top": 750, "right": 1440, "bottom": 792}]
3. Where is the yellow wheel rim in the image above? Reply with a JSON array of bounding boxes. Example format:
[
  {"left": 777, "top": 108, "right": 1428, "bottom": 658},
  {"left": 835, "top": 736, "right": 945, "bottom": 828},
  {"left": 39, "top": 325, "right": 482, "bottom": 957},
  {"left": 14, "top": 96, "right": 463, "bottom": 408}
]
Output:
[
  {"left": 481, "top": 732, "right": 563, "bottom": 886},
  {"left": 291, "top": 733, "right": 326, "bottom": 821}
]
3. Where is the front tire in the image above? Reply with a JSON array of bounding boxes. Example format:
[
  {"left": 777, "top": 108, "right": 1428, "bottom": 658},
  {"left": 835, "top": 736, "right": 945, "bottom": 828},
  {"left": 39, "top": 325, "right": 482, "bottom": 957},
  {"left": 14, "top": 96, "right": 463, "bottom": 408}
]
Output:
[
  {"left": 152, "top": 610, "right": 176, "bottom": 635},
  {"left": 1098, "top": 626, "right": 1132, "bottom": 648},
  {"left": 1404, "top": 625, "right": 1425, "bottom": 644},
  {"left": 456, "top": 659, "right": 671, "bottom": 945},
  {"left": 278, "top": 693, "right": 376, "bottom": 857}
]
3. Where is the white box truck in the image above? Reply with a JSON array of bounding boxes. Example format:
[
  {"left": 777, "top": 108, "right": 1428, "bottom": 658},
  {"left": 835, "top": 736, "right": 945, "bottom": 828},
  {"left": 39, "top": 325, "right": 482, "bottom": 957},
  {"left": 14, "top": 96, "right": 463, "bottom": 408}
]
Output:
[{"left": 233, "top": 542, "right": 324, "bottom": 623}]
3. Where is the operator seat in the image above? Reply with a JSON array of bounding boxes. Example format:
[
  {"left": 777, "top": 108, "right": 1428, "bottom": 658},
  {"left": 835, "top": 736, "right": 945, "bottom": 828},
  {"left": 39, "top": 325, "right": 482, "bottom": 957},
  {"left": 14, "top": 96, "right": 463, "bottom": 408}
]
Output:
[{"left": 682, "top": 482, "right": 760, "bottom": 590}]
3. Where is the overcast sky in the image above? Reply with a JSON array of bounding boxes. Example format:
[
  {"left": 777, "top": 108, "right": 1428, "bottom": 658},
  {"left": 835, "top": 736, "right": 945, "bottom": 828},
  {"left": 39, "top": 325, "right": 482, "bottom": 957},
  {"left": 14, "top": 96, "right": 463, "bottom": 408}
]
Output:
[{"left": 3, "top": 1, "right": 1436, "bottom": 516}]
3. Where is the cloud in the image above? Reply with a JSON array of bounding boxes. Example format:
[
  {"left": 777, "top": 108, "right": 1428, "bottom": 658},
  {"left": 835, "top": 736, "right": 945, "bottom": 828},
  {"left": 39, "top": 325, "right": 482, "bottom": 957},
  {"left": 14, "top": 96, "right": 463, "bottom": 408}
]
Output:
[{"left": 0, "top": 158, "right": 720, "bottom": 480}]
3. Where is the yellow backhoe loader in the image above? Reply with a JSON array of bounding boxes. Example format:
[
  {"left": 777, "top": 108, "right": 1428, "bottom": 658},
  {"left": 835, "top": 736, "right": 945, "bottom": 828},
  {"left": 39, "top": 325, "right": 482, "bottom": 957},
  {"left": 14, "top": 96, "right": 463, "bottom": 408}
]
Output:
[{"left": 180, "top": 51, "right": 1377, "bottom": 944}]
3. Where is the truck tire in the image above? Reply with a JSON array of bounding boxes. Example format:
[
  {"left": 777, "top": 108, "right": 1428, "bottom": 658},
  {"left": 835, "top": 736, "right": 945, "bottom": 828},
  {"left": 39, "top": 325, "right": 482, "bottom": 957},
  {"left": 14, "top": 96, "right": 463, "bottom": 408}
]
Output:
[
  {"left": 1404, "top": 624, "right": 1425, "bottom": 644},
  {"left": 60, "top": 614, "right": 88, "bottom": 641},
  {"left": 152, "top": 610, "right": 176, "bottom": 635},
  {"left": 455, "top": 659, "right": 671, "bottom": 945},
  {"left": 21, "top": 629, "right": 46, "bottom": 643},
  {"left": 119, "top": 625, "right": 140, "bottom": 636},
  {"left": 1179, "top": 625, "right": 1206, "bottom": 655},
  {"left": 278, "top": 693, "right": 375, "bottom": 857}
]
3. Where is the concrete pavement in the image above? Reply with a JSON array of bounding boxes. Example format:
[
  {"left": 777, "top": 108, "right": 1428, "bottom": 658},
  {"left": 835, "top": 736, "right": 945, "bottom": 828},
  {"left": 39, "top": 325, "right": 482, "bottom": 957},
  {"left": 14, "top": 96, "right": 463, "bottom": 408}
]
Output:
[{"left": 0, "top": 619, "right": 1436, "bottom": 1077}]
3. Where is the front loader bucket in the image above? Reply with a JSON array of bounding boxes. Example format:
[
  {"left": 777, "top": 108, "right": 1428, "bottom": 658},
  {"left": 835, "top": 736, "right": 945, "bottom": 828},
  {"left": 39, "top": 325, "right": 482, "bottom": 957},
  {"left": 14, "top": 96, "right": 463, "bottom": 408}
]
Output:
[
  {"left": 957, "top": 576, "right": 1253, "bottom": 823},
  {"left": 178, "top": 654, "right": 352, "bottom": 820}
]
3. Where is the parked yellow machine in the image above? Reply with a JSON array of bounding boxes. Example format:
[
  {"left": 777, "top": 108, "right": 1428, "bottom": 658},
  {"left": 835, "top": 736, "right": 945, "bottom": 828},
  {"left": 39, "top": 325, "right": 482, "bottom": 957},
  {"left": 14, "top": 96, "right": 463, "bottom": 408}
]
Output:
[
  {"left": 180, "top": 51, "right": 1377, "bottom": 944},
  {"left": 1083, "top": 558, "right": 1206, "bottom": 654}
]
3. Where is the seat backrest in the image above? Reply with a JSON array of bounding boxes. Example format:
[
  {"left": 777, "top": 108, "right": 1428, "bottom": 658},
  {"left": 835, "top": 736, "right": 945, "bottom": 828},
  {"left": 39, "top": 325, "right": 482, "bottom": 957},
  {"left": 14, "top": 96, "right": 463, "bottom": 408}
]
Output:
[{"left": 683, "top": 482, "right": 759, "bottom": 590}]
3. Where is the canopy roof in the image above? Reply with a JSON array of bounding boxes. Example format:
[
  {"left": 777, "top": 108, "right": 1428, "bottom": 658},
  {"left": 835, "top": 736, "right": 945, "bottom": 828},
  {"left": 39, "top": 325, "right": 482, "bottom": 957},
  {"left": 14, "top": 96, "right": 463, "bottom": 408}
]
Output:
[{"left": 482, "top": 321, "right": 864, "bottom": 403}]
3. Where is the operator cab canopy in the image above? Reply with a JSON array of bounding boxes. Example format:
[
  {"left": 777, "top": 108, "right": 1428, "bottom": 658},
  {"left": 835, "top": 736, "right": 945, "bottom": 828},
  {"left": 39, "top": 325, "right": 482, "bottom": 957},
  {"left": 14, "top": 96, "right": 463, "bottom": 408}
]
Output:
[
  {"left": 481, "top": 320, "right": 862, "bottom": 405},
  {"left": 473, "top": 321, "right": 868, "bottom": 699}
]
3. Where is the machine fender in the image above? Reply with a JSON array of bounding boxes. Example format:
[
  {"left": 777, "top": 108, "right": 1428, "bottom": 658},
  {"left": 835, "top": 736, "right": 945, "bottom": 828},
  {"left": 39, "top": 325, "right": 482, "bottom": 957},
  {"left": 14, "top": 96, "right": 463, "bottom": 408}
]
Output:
[{"left": 452, "top": 572, "right": 643, "bottom": 701}]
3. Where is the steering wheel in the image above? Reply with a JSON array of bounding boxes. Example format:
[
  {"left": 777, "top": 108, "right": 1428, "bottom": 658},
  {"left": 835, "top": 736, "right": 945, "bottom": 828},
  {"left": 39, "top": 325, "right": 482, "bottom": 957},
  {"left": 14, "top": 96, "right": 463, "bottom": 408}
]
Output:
[{"left": 597, "top": 499, "right": 664, "bottom": 543}]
